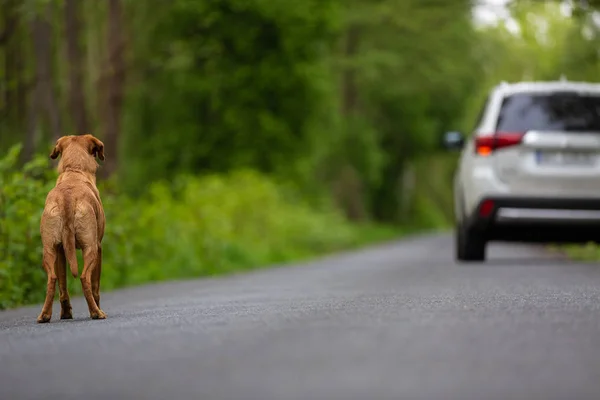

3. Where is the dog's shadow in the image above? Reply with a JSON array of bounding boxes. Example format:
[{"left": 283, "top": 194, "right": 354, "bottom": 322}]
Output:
[{"left": 42, "top": 310, "right": 123, "bottom": 324}]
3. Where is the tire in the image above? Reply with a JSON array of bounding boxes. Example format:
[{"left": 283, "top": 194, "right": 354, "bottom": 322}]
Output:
[{"left": 455, "top": 222, "right": 486, "bottom": 262}]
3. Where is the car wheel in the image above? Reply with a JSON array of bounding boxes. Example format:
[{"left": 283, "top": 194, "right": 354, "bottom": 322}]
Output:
[{"left": 455, "top": 222, "right": 486, "bottom": 262}]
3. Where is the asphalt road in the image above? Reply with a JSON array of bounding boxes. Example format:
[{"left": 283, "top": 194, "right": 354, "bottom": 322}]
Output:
[{"left": 1, "top": 233, "right": 600, "bottom": 400}]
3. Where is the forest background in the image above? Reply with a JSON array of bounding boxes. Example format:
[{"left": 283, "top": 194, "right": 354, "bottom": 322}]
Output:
[{"left": 1, "top": 0, "right": 599, "bottom": 308}]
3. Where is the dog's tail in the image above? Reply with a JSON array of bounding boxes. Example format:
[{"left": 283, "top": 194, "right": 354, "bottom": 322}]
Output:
[{"left": 63, "top": 231, "right": 79, "bottom": 278}]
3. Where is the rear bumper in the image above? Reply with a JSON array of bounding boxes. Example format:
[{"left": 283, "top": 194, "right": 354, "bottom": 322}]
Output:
[
  {"left": 466, "top": 196, "right": 600, "bottom": 244},
  {"left": 495, "top": 208, "right": 600, "bottom": 223}
]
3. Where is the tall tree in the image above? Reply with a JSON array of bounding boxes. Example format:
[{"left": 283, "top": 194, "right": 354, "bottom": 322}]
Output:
[
  {"left": 334, "top": 24, "right": 367, "bottom": 221},
  {"left": 64, "top": 0, "right": 90, "bottom": 134},
  {"left": 29, "top": 3, "right": 63, "bottom": 150},
  {"left": 1, "top": 0, "right": 26, "bottom": 153},
  {"left": 99, "top": 0, "right": 126, "bottom": 177}
]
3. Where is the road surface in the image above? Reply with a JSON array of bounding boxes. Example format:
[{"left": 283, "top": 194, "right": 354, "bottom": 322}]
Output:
[{"left": 1, "top": 233, "right": 600, "bottom": 400}]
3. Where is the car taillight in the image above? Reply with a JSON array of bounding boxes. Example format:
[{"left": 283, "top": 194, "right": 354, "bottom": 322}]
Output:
[
  {"left": 478, "top": 199, "right": 495, "bottom": 218},
  {"left": 475, "top": 132, "right": 525, "bottom": 156}
]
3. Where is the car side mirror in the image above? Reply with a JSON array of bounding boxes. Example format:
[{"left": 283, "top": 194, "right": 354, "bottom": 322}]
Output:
[{"left": 442, "top": 131, "right": 465, "bottom": 150}]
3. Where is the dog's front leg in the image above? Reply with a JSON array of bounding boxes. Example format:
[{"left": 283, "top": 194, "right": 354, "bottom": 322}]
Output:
[{"left": 37, "top": 248, "right": 58, "bottom": 323}]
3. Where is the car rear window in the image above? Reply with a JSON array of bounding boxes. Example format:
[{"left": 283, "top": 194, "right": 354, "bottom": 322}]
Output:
[{"left": 495, "top": 91, "right": 600, "bottom": 132}]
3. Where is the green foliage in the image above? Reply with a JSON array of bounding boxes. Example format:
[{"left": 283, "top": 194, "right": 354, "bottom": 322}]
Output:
[
  {"left": 0, "top": 145, "right": 57, "bottom": 309},
  {"left": 114, "top": 0, "right": 482, "bottom": 225},
  {"left": 5, "top": 0, "right": 600, "bottom": 310},
  {"left": 101, "top": 169, "right": 366, "bottom": 287},
  {"left": 121, "top": 0, "right": 341, "bottom": 194},
  {"left": 2, "top": 0, "right": 486, "bottom": 226},
  {"left": 0, "top": 145, "right": 399, "bottom": 310},
  {"left": 562, "top": 243, "right": 600, "bottom": 262},
  {"left": 410, "top": 153, "right": 459, "bottom": 229}
]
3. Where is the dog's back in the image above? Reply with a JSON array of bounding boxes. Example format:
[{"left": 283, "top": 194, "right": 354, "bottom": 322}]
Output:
[{"left": 41, "top": 134, "right": 105, "bottom": 278}]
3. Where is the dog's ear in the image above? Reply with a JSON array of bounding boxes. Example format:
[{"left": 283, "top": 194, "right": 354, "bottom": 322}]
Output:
[
  {"left": 49, "top": 138, "right": 64, "bottom": 159},
  {"left": 87, "top": 135, "right": 105, "bottom": 161}
]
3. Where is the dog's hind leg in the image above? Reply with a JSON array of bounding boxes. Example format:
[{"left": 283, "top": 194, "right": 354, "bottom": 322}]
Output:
[
  {"left": 37, "top": 248, "right": 58, "bottom": 323},
  {"left": 92, "top": 245, "right": 102, "bottom": 308},
  {"left": 55, "top": 246, "right": 73, "bottom": 319},
  {"left": 81, "top": 245, "right": 106, "bottom": 320}
]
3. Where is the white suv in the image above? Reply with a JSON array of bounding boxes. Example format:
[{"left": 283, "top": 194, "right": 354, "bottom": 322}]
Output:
[{"left": 444, "top": 79, "right": 600, "bottom": 262}]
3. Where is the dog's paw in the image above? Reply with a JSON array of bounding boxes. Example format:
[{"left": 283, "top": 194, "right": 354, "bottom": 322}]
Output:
[
  {"left": 37, "top": 313, "right": 52, "bottom": 323},
  {"left": 90, "top": 309, "right": 107, "bottom": 320},
  {"left": 60, "top": 301, "right": 73, "bottom": 319}
]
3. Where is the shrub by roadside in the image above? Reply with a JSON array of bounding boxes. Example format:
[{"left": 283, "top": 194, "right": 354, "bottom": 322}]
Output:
[
  {"left": 0, "top": 145, "right": 57, "bottom": 309},
  {"left": 0, "top": 145, "right": 400, "bottom": 310},
  {"left": 559, "top": 243, "right": 600, "bottom": 262}
]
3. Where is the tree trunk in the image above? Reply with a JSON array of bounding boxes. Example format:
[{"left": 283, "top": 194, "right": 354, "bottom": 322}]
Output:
[
  {"left": 0, "top": 6, "right": 17, "bottom": 47},
  {"left": 65, "top": 0, "right": 90, "bottom": 134},
  {"left": 24, "top": 80, "right": 42, "bottom": 162},
  {"left": 334, "top": 25, "right": 366, "bottom": 222},
  {"left": 1, "top": 0, "right": 27, "bottom": 151},
  {"left": 100, "top": 0, "right": 126, "bottom": 177},
  {"left": 30, "top": 5, "right": 63, "bottom": 143},
  {"left": 341, "top": 26, "right": 360, "bottom": 117}
]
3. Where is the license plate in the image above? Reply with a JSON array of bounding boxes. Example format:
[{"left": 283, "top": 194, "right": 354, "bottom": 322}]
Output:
[{"left": 535, "top": 151, "right": 596, "bottom": 166}]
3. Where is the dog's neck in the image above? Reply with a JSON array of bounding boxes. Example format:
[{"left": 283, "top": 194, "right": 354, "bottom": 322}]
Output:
[{"left": 57, "top": 148, "right": 99, "bottom": 185}]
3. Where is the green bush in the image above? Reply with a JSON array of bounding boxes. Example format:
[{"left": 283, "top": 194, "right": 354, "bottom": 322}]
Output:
[
  {"left": 403, "top": 152, "right": 459, "bottom": 230},
  {"left": 0, "top": 145, "right": 57, "bottom": 309},
  {"left": 0, "top": 145, "right": 399, "bottom": 310},
  {"left": 560, "top": 243, "right": 600, "bottom": 262},
  {"left": 100, "top": 170, "right": 366, "bottom": 287}
]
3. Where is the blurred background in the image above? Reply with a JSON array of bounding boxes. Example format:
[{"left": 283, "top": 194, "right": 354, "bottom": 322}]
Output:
[{"left": 1, "top": 0, "right": 599, "bottom": 309}]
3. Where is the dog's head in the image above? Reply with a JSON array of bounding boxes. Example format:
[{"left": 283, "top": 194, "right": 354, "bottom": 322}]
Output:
[{"left": 50, "top": 134, "right": 105, "bottom": 161}]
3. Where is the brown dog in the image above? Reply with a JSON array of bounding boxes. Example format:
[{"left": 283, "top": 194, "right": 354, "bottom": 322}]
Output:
[{"left": 37, "top": 134, "right": 106, "bottom": 323}]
